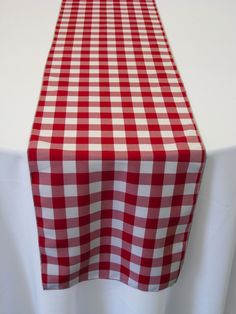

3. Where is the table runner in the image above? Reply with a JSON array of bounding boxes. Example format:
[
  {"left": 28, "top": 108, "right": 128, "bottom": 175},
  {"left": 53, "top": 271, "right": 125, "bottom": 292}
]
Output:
[{"left": 28, "top": 0, "right": 206, "bottom": 291}]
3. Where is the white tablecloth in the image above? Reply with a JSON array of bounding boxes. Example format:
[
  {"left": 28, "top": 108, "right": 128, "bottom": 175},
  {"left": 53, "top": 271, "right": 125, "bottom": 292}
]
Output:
[{"left": 0, "top": 0, "right": 236, "bottom": 313}]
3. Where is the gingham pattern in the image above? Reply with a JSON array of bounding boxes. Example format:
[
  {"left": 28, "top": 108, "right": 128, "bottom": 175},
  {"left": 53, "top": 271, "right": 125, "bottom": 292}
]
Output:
[{"left": 28, "top": 0, "right": 206, "bottom": 291}]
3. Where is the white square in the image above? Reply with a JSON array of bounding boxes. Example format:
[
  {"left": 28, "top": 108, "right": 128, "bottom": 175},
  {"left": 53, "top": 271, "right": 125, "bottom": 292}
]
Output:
[
  {"left": 65, "top": 118, "right": 77, "bottom": 125},
  {"left": 172, "top": 243, "right": 183, "bottom": 254},
  {"left": 156, "top": 227, "right": 168, "bottom": 239},
  {"left": 63, "top": 143, "right": 77, "bottom": 151},
  {"left": 147, "top": 69, "right": 156, "bottom": 75},
  {"left": 51, "top": 61, "right": 62, "bottom": 66},
  {"left": 90, "top": 181, "right": 101, "bottom": 194},
  {"left": 137, "top": 130, "right": 150, "bottom": 138},
  {"left": 188, "top": 142, "right": 202, "bottom": 150},
  {"left": 63, "top": 160, "right": 76, "bottom": 173},
  {"left": 171, "top": 261, "right": 181, "bottom": 273},
  {"left": 109, "top": 69, "right": 119, "bottom": 74},
  {"left": 112, "top": 200, "right": 125, "bottom": 212},
  {"left": 155, "top": 107, "right": 167, "bottom": 114},
  {"left": 133, "top": 107, "right": 145, "bottom": 113},
  {"left": 89, "top": 130, "right": 101, "bottom": 138},
  {"left": 132, "top": 96, "right": 143, "bottom": 103},
  {"left": 158, "top": 118, "right": 170, "bottom": 125},
  {"left": 140, "top": 161, "right": 153, "bottom": 174},
  {"left": 109, "top": 77, "right": 119, "bottom": 83},
  {"left": 111, "top": 107, "right": 122, "bottom": 113},
  {"left": 70, "top": 264, "right": 80, "bottom": 274},
  {"left": 68, "top": 87, "right": 79, "bottom": 93},
  {"left": 162, "top": 185, "right": 174, "bottom": 197},
  {"left": 89, "top": 107, "right": 100, "bottom": 113},
  {"left": 88, "top": 269, "right": 99, "bottom": 279},
  {"left": 125, "top": 47, "right": 134, "bottom": 52},
  {"left": 150, "top": 266, "right": 162, "bottom": 277},
  {"left": 138, "top": 184, "right": 151, "bottom": 197},
  {"left": 130, "top": 262, "right": 141, "bottom": 274},
  {"left": 66, "top": 207, "right": 78, "bottom": 218},
  {"left": 64, "top": 130, "right": 77, "bottom": 137},
  {"left": 39, "top": 185, "right": 52, "bottom": 197},
  {"left": 111, "top": 96, "right": 122, "bottom": 102},
  {"left": 128, "top": 77, "right": 139, "bottom": 82},
  {"left": 112, "top": 219, "right": 123, "bottom": 230},
  {"left": 44, "top": 228, "right": 56, "bottom": 239},
  {"left": 42, "top": 117, "right": 54, "bottom": 124},
  {"left": 110, "top": 253, "right": 121, "bottom": 264},
  {"left": 45, "top": 247, "right": 58, "bottom": 258},
  {"left": 90, "top": 201, "right": 102, "bottom": 214},
  {"left": 90, "top": 238, "right": 100, "bottom": 249},
  {"left": 128, "top": 277, "right": 138, "bottom": 288},
  {"left": 133, "top": 226, "right": 145, "bottom": 238},
  {"left": 40, "top": 129, "right": 53, "bottom": 137},
  {"left": 153, "top": 96, "right": 164, "bottom": 103},
  {"left": 45, "top": 96, "right": 57, "bottom": 101},
  {"left": 139, "top": 144, "right": 153, "bottom": 151},
  {"left": 153, "top": 247, "right": 164, "bottom": 258},
  {"left": 114, "top": 144, "right": 127, "bottom": 151},
  {"left": 48, "top": 75, "right": 60, "bottom": 83},
  {"left": 150, "top": 78, "right": 159, "bottom": 84},
  {"left": 90, "top": 61, "right": 99, "bottom": 66},
  {"left": 113, "top": 130, "right": 126, "bottom": 138},
  {"left": 114, "top": 161, "right": 128, "bottom": 171},
  {"left": 89, "top": 77, "right": 99, "bottom": 83},
  {"left": 49, "top": 67, "right": 60, "bottom": 74},
  {"left": 126, "top": 61, "right": 136, "bottom": 66},
  {"left": 159, "top": 207, "right": 171, "bottom": 219},
  {"left": 64, "top": 185, "right": 77, "bottom": 197},
  {"left": 184, "top": 129, "right": 196, "bottom": 137},
  {"left": 89, "top": 160, "right": 102, "bottom": 172},
  {"left": 111, "top": 237, "right": 122, "bottom": 248},
  {"left": 108, "top": 62, "right": 118, "bottom": 67},
  {"left": 184, "top": 183, "right": 196, "bottom": 195},
  {"left": 67, "top": 227, "right": 80, "bottom": 238},
  {"left": 177, "top": 107, "right": 188, "bottom": 114},
  {"left": 131, "top": 244, "right": 143, "bottom": 256},
  {"left": 112, "top": 118, "right": 124, "bottom": 125},
  {"left": 163, "top": 59, "right": 172, "bottom": 65},
  {"left": 68, "top": 246, "right": 80, "bottom": 257},
  {"left": 145, "top": 61, "right": 155, "bottom": 67},
  {"left": 161, "top": 131, "right": 173, "bottom": 138},
  {"left": 135, "top": 119, "right": 147, "bottom": 125},
  {"left": 164, "top": 161, "right": 177, "bottom": 174},
  {"left": 135, "top": 205, "right": 148, "bottom": 218},
  {"left": 42, "top": 207, "right": 54, "bottom": 219},
  {"left": 90, "top": 220, "right": 100, "bottom": 232},
  {"left": 47, "top": 264, "right": 59, "bottom": 276},
  {"left": 109, "top": 270, "right": 120, "bottom": 279},
  {"left": 173, "top": 96, "right": 185, "bottom": 103},
  {"left": 180, "top": 205, "right": 191, "bottom": 216},
  {"left": 114, "top": 181, "right": 126, "bottom": 193},
  {"left": 170, "top": 86, "right": 182, "bottom": 93},
  {"left": 141, "top": 47, "right": 151, "bottom": 52},
  {"left": 181, "top": 118, "right": 192, "bottom": 125},
  {"left": 176, "top": 224, "right": 187, "bottom": 235},
  {"left": 150, "top": 86, "right": 161, "bottom": 93},
  {"left": 89, "top": 144, "right": 102, "bottom": 151},
  {"left": 89, "top": 118, "right": 101, "bottom": 125}
]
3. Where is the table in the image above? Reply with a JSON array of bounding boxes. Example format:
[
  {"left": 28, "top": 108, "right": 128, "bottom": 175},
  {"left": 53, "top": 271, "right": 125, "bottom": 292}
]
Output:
[{"left": 0, "top": 0, "right": 236, "bottom": 313}]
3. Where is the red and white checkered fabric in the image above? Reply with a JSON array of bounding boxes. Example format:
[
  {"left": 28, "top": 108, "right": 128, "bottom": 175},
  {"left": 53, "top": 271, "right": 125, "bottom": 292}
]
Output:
[{"left": 28, "top": 0, "right": 206, "bottom": 291}]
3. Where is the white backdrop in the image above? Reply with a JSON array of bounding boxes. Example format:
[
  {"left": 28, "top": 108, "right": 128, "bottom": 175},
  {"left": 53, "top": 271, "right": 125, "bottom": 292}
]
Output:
[{"left": 0, "top": 0, "right": 236, "bottom": 314}]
